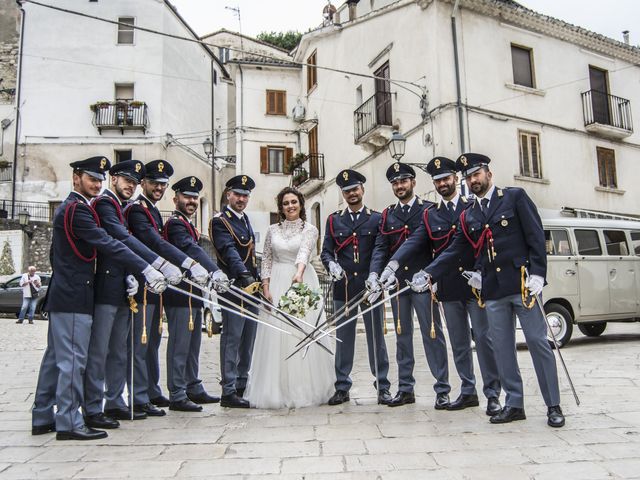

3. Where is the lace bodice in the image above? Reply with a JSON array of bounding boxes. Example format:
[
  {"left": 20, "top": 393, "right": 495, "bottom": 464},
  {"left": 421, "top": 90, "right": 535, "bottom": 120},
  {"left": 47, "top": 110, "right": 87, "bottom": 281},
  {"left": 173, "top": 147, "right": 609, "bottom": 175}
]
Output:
[{"left": 261, "top": 219, "right": 318, "bottom": 279}]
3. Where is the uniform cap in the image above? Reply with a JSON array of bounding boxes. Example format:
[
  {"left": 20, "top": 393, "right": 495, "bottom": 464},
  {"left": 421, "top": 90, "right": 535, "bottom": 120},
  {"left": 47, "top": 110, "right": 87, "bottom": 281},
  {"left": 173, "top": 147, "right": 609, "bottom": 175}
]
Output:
[
  {"left": 426, "top": 156, "right": 457, "bottom": 180},
  {"left": 144, "top": 160, "right": 174, "bottom": 183},
  {"left": 336, "top": 169, "right": 366, "bottom": 191},
  {"left": 109, "top": 160, "right": 145, "bottom": 183},
  {"left": 172, "top": 176, "right": 203, "bottom": 197},
  {"left": 70, "top": 156, "right": 111, "bottom": 181},
  {"left": 456, "top": 153, "right": 491, "bottom": 177},
  {"left": 386, "top": 162, "right": 415, "bottom": 183},
  {"left": 225, "top": 175, "right": 255, "bottom": 195}
]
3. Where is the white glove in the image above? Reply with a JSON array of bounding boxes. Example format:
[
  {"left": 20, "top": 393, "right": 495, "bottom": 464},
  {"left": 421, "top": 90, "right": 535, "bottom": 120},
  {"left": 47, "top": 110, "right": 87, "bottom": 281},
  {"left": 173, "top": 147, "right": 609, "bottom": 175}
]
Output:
[
  {"left": 410, "top": 270, "right": 431, "bottom": 293},
  {"left": 158, "top": 261, "right": 182, "bottom": 285},
  {"left": 366, "top": 289, "right": 383, "bottom": 304},
  {"left": 365, "top": 272, "right": 381, "bottom": 292},
  {"left": 328, "top": 261, "right": 344, "bottom": 281},
  {"left": 142, "top": 266, "right": 167, "bottom": 294},
  {"left": 464, "top": 271, "right": 482, "bottom": 290},
  {"left": 189, "top": 262, "right": 209, "bottom": 286},
  {"left": 526, "top": 274, "right": 544, "bottom": 296},
  {"left": 210, "top": 269, "right": 230, "bottom": 293},
  {"left": 125, "top": 274, "right": 139, "bottom": 296},
  {"left": 380, "top": 263, "right": 398, "bottom": 290}
]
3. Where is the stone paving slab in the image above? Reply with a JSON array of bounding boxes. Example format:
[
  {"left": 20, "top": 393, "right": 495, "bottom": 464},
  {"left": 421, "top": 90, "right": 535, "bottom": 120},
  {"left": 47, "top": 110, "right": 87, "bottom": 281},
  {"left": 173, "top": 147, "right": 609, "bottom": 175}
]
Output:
[{"left": 1, "top": 319, "right": 640, "bottom": 478}]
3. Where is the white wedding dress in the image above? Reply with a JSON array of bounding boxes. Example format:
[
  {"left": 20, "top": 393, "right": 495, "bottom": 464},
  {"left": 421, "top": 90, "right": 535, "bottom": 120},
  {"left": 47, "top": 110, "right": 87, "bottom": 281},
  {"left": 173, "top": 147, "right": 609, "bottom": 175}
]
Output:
[{"left": 245, "top": 219, "right": 336, "bottom": 409}]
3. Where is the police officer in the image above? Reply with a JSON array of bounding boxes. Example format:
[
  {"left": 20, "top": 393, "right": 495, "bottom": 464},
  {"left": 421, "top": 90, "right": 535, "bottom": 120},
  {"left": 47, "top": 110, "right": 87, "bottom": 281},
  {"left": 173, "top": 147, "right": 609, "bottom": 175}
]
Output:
[
  {"left": 210, "top": 175, "right": 259, "bottom": 408},
  {"left": 320, "top": 169, "right": 391, "bottom": 405},
  {"left": 410, "top": 153, "right": 565, "bottom": 428},
  {"left": 163, "top": 176, "right": 229, "bottom": 411},
  {"left": 384, "top": 157, "right": 501, "bottom": 415},
  {"left": 369, "top": 162, "right": 450, "bottom": 409},
  {"left": 125, "top": 160, "right": 210, "bottom": 416},
  {"left": 32, "top": 156, "right": 166, "bottom": 441}
]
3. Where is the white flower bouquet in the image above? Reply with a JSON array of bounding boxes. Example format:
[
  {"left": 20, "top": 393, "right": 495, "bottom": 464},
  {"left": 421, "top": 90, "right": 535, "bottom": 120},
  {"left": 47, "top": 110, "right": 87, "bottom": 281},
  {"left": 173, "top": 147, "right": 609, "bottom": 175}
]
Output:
[{"left": 278, "top": 282, "right": 321, "bottom": 317}]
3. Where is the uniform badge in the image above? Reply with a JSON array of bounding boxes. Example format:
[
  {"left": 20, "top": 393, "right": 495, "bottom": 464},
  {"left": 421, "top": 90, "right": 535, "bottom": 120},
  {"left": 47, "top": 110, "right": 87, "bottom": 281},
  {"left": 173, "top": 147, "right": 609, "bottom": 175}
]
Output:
[
  {"left": 158, "top": 162, "right": 164, "bottom": 172},
  {"left": 435, "top": 159, "right": 441, "bottom": 169},
  {"left": 135, "top": 162, "right": 142, "bottom": 173},
  {"left": 241, "top": 175, "right": 247, "bottom": 185},
  {"left": 342, "top": 171, "right": 349, "bottom": 181},
  {"left": 393, "top": 163, "right": 400, "bottom": 172},
  {"left": 460, "top": 156, "right": 468, "bottom": 167},
  {"left": 190, "top": 176, "right": 196, "bottom": 187},
  {"left": 501, "top": 219, "right": 509, "bottom": 227},
  {"left": 100, "top": 158, "right": 107, "bottom": 170}
]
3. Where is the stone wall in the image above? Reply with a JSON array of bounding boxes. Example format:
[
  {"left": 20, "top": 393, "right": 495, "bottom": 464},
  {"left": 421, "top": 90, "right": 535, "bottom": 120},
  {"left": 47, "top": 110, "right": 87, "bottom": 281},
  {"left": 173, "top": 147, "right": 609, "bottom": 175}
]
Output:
[{"left": 0, "top": 0, "right": 19, "bottom": 104}]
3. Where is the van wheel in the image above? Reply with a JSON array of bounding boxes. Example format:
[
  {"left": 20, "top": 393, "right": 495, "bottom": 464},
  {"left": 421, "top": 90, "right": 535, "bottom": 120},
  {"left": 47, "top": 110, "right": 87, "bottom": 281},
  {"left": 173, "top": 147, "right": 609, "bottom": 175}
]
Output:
[
  {"left": 578, "top": 322, "right": 607, "bottom": 337},
  {"left": 544, "top": 303, "right": 573, "bottom": 348},
  {"left": 203, "top": 308, "right": 221, "bottom": 335}
]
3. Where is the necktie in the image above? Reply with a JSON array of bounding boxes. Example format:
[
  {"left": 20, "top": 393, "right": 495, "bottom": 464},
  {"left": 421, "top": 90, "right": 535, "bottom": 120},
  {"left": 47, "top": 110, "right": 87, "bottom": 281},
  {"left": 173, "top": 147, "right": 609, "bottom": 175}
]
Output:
[
  {"left": 350, "top": 212, "right": 358, "bottom": 223},
  {"left": 447, "top": 201, "right": 454, "bottom": 214},
  {"left": 481, "top": 198, "right": 489, "bottom": 214},
  {"left": 240, "top": 214, "right": 248, "bottom": 229},
  {"left": 402, "top": 204, "right": 410, "bottom": 215}
]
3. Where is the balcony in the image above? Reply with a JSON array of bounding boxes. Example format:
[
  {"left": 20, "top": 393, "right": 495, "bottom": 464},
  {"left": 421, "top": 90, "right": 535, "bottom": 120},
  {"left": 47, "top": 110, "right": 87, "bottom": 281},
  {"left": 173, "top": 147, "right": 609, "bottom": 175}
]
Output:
[
  {"left": 353, "top": 92, "right": 393, "bottom": 147},
  {"left": 90, "top": 101, "right": 149, "bottom": 134},
  {"left": 290, "top": 153, "right": 325, "bottom": 194},
  {"left": 581, "top": 90, "right": 633, "bottom": 139}
]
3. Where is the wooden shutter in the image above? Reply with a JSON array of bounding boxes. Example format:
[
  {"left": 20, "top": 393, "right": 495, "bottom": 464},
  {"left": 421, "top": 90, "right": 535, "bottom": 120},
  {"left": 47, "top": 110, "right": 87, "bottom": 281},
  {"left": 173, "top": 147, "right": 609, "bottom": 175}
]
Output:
[
  {"left": 276, "top": 91, "right": 286, "bottom": 115},
  {"left": 260, "top": 146, "right": 269, "bottom": 174},
  {"left": 284, "top": 147, "right": 294, "bottom": 174},
  {"left": 266, "top": 91, "right": 274, "bottom": 115}
]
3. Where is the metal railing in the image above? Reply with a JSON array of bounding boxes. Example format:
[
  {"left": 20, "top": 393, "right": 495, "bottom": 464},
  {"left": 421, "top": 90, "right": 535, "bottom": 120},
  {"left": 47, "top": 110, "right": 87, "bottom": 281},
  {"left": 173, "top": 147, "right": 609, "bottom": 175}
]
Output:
[
  {"left": 0, "top": 199, "right": 52, "bottom": 221},
  {"left": 581, "top": 90, "right": 633, "bottom": 133},
  {"left": 353, "top": 92, "right": 392, "bottom": 142},
  {"left": 91, "top": 101, "right": 149, "bottom": 134},
  {"left": 291, "top": 153, "right": 325, "bottom": 188}
]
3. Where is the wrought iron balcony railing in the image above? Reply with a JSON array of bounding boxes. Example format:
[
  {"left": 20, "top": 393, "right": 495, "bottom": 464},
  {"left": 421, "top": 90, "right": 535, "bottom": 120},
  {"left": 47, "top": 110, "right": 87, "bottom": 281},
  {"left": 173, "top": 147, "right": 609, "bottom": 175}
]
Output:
[
  {"left": 582, "top": 90, "right": 633, "bottom": 134},
  {"left": 353, "top": 92, "right": 392, "bottom": 142},
  {"left": 291, "top": 153, "right": 325, "bottom": 188},
  {"left": 91, "top": 101, "right": 149, "bottom": 134}
]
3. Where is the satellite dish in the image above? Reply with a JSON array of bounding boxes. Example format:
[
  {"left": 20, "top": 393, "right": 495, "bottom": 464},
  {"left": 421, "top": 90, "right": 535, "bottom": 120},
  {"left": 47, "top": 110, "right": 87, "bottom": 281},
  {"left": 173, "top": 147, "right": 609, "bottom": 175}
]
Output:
[{"left": 292, "top": 101, "right": 306, "bottom": 122}]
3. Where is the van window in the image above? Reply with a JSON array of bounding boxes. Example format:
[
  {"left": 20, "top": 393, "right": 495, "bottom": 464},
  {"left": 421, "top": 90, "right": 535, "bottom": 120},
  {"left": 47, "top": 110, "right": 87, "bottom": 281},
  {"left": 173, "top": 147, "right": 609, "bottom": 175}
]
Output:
[
  {"left": 575, "top": 229, "right": 602, "bottom": 256},
  {"left": 630, "top": 231, "right": 640, "bottom": 256},
  {"left": 545, "top": 229, "right": 571, "bottom": 255},
  {"left": 603, "top": 230, "right": 629, "bottom": 256}
]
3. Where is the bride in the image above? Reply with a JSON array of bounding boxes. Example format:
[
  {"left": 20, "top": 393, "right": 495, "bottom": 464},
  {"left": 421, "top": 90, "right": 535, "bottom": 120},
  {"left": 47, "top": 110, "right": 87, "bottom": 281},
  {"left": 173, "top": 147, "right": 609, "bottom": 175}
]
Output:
[{"left": 245, "top": 187, "right": 335, "bottom": 409}]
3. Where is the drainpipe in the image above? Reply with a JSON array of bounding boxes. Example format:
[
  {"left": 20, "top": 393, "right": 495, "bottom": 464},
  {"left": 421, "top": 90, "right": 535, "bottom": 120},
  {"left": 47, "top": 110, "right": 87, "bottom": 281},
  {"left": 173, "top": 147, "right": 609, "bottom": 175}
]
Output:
[
  {"left": 11, "top": 1, "right": 25, "bottom": 219},
  {"left": 451, "top": 0, "right": 466, "bottom": 194},
  {"left": 210, "top": 59, "right": 216, "bottom": 212}
]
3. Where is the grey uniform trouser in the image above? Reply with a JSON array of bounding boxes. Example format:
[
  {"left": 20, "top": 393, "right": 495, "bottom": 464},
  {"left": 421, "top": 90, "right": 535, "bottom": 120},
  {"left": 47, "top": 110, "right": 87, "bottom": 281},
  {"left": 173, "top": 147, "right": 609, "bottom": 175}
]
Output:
[
  {"left": 442, "top": 298, "right": 501, "bottom": 399},
  {"left": 124, "top": 303, "right": 156, "bottom": 406},
  {"left": 32, "top": 312, "right": 92, "bottom": 432},
  {"left": 333, "top": 301, "right": 391, "bottom": 393},
  {"left": 165, "top": 306, "right": 206, "bottom": 402},
  {"left": 219, "top": 299, "right": 257, "bottom": 396},
  {"left": 84, "top": 303, "right": 131, "bottom": 415},
  {"left": 390, "top": 291, "right": 450, "bottom": 394},
  {"left": 146, "top": 304, "right": 164, "bottom": 400},
  {"left": 485, "top": 294, "right": 560, "bottom": 408}
]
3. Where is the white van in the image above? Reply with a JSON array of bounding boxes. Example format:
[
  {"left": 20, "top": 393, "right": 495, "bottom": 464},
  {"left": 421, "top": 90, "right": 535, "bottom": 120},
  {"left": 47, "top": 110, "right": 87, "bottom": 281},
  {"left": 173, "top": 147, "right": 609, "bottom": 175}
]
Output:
[{"left": 542, "top": 217, "right": 640, "bottom": 347}]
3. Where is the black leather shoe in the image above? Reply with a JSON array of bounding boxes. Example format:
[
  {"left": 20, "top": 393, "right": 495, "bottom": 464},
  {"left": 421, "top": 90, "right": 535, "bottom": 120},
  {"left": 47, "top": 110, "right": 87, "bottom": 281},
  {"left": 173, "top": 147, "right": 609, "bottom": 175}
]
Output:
[
  {"left": 547, "top": 405, "right": 565, "bottom": 428},
  {"left": 104, "top": 408, "right": 147, "bottom": 421},
  {"left": 446, "top": 393, "right": 479, "bottom": 411},
  {"left": 134, "top": 403, "right": 166, "bottom": 417},
  {"left": 29, "top": 320, "right": 34, "bottom": 324},
  {"left": 150, "top": 395, "right": 170, "bottom": 407},
  {"left": 490, "top": 406, "right": 526, "bottom": 424},
  {"left": 56, "top": 425, "right": 108, "bottom": 441},
  {"left": 16, "top": 320, "right": 23, "bottom": 324},
  {"left": 434, "top": 392, "right": 450, "bottom": 410},
  {"left": 236, "top": 387, "right": 245, "bottom": 397},
  {"left": 388, "top": 391, "right": 416, "bottom": 407},
  {"left": 84, "top": 413, "right": 120, "bottom": 429},
  {"left": 485, "top": 397, "right": 502, "bottom": 416},
  {"left": 32, "top": 423, "right": 56, "bottom": 435},
  {"left": 328, "top": 390, "right": 350, "bottom": 406},
  {"left": 169, "top": 399, "right": 203, "bottom": 412},
  {"left": 220, "top": 393, "right": 250, "bottom": 408},
  {"left": 188, "top": 392, "right": 220, "bottom": 404},
  {"left": 377, "top": 389, "right": 393, "bottom": 405}
]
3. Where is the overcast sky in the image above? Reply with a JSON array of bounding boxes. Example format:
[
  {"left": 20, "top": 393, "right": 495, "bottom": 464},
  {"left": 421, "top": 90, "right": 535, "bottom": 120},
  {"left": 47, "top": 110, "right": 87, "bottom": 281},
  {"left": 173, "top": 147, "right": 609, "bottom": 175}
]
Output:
[{"left": 170, "top": 0, "right": 639, "bottom": 45}]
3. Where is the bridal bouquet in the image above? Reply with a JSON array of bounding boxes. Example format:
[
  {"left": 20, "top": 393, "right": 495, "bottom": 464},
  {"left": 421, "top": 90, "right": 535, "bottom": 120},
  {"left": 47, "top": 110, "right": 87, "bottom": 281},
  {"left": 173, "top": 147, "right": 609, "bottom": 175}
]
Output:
[{"left": 278, "top": 282, "right": 321, "bottom": 317}]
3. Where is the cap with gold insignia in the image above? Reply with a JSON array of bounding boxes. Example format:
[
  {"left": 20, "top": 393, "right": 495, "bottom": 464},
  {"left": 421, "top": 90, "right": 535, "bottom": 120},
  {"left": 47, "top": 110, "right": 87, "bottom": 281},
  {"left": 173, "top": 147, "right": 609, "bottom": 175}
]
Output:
[
  {"left": 386, "top": 162, "right": 415, "bottom": 183},
  {"left": 456, "top": 153, "right": 491, "bottom": 177},
  {"left": 336, "top": 169, "right": 366, "bottom": 191},
  {"left": 109, "top": 160, "right": 145, "bottom": 183},
  {"left": 70, "top": 156, "right": 111, "bottom": 181},
  {"left": 144, "top": 159, "right": 174, "bottom": 183},
  {"left": 172, "top": 176, "right": 203, "bottom": 197},
  {"left": 426, "top": 156, "right": 457, "bottom": 180},
  {"left": 226, "top": 174, "right": 255, "bottom": 195}
]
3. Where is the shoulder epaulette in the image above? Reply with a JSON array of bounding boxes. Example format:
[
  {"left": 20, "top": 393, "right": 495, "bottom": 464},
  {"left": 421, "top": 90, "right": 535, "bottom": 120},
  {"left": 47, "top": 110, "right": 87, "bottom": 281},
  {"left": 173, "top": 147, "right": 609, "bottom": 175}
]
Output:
[
  {"left": 417, "top": 198, "right": 423, "bottom": 206},
  {"left": 365, "top": 208, "right": 371, "bottom": 215},
  {"left": 460, "top": 195, "right": 468, "bottom": 203},
  {"left": 497, "top": 188, "right": 504, "bottom": 197},
  {"left": 213, "top": 212, "right": 222, "bottom": 218}
]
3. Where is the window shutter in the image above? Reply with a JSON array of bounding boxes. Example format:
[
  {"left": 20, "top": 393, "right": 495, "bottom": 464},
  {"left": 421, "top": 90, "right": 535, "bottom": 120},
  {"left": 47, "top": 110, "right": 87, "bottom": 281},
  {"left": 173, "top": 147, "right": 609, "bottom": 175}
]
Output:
[
  {"left": 260, "top": 146, "right": 268, "bottom": 174},
  {"left": 276, "top": 91, "right": 286, "bottom": 115},
  {"left": 266, "top": 91, "right": 273, "bottom": 114},
  {"left": 284, "top": 148, "right": 293, "bottom": 174}
]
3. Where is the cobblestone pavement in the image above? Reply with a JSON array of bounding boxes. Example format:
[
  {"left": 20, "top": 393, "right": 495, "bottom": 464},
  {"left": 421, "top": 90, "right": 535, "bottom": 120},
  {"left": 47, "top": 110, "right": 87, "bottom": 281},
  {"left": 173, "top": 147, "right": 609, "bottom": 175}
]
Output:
[{"left": 1, "top": 317, "right": 640, "bottom": 479}]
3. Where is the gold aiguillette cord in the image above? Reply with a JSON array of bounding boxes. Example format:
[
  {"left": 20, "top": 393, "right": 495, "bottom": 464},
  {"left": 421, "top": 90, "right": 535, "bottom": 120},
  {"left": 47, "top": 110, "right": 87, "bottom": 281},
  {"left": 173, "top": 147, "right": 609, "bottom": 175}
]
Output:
[
  {"left": 429, "top": 279, "right": 436, "bottom": 339},
  {"left": 188, "top": 283, "right": 194, "bottom": 331},
  {"left": 141, "top": 287, "right": 148, "bottom": 345},
  {"left": 395, "top": 279, "right": 402, "bottom": 335}
]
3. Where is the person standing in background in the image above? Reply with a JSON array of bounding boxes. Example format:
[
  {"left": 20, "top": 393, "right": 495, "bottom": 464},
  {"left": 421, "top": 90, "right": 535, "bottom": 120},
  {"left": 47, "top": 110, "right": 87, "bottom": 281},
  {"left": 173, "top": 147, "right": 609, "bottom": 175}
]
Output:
[{"left": 17, "top": 266, "right": 41, "bottom": 325}]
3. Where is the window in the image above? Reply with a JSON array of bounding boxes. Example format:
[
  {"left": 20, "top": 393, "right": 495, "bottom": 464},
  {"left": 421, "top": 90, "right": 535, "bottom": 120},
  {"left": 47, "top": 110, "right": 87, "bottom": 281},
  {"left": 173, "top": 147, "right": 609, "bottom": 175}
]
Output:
[
  {"left": 575, "top": 229, "right": 602, "bottom": 256},
  {"left": 631, "top": 231, "right": 640, "bottom": 256},
  {"left": 518, "top": 131, "right": 542, "bottom": 178},
  {"left": 260, "top": 146, "right": 293, "bottom": 174},
  {"left": 266, "top": 90, "right": 287, "bottom": 116},
  {"left": 596, "top": 147, "right": 617, "bottom": 189},
  {"left": 117, "top": 17, "right": 135, "bottom": 45},
  {"left": 307, "top": 50, "right": 317, "bottom": 92},
  {"left": 603, "top": 230, "right": 629, "bottom": 256},
  {"left": 115, "top": 150, "right": 132, "bottom": 163},
  {"left": 511, "top": 44, "right": 534, "bottom": 88},
  {"left": 115, "top": 84, "right": 134, "bottom": 101},
  {"left": 544, "top": 229, "right": 571, "bottom": 255}
]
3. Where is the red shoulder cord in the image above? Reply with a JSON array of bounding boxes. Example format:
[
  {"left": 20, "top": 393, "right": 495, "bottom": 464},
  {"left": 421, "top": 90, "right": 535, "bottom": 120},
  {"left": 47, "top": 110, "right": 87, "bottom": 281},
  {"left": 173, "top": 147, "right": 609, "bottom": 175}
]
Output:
[
  {"left": 163, "top": 216, "right": 199, "bottom": 242},
  {"left": 63, "top": 201, "right": 101, "bottom": 262},
  {"left": 124, "top": 201, "right": 159, "bottom": 233},
  {"left": 459, "top": 209, "right": 493, "bottom": 258},
  {"left": 378, "top": 207, "right": 410, "bottom": 253},
  {"left": 91, "top": 195, "right": 124, "bottom": 224},
  {"left": 422, "top": 208, "right": 456, "bottom": 254},
  {"left": 329, "top": 214, "right": 359, "bottom": 262}
]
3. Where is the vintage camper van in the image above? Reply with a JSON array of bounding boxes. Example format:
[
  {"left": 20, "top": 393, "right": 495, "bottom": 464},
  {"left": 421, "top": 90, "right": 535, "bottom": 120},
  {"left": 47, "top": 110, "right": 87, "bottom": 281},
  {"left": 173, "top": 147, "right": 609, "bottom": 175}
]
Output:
[{"left": 542, "top": 217, "right": 640, "bottom": 347}]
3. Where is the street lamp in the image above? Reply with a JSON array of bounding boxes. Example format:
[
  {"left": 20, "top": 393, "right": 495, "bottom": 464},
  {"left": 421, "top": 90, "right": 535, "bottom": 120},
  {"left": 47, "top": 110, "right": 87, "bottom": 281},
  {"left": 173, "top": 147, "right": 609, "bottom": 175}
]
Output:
[
  {"left": 18, "top": 208, "right": 30, "bottom": 227},
  {"left": 203, "top": 137, "right": 213, "bottom": 159},
  {"left": 388, "top": 130, "right": 406, "bottom": 161}
]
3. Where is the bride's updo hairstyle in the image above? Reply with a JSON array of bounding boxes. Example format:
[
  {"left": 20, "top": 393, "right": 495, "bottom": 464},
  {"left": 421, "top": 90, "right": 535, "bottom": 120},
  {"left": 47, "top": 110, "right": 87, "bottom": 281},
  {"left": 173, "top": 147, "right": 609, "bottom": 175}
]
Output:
[{"left": 276, "top": 186, "right": 306, "bottom": 227}]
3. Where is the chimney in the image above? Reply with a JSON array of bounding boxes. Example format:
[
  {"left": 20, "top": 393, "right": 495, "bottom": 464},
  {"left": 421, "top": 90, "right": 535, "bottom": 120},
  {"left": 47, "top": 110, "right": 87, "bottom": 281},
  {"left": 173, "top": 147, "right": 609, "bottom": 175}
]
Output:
[
  {"left": 622, "top": 30, "right": 630, "bottom": 44},
  {"left": 347, "top": 0, "right": 359, "bottom": 21}
]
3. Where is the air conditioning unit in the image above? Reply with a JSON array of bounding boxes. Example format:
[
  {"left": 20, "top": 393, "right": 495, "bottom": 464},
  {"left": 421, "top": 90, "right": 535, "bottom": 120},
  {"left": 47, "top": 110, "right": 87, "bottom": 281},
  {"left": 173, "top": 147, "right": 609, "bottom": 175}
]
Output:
[{"left": 292, "top": 102, "right": 306, "bottom": 122}]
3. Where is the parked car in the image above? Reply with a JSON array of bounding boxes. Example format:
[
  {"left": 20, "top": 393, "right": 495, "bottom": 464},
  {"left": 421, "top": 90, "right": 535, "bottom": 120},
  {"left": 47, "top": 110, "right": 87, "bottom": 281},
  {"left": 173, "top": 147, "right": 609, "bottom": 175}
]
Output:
[
  {"left": 0, "top": 273, "right": 51, "bottom": 319},
  {"left": 542, "top": 217, "right": 640, "bottom": 347},
  {"left": 202, "top": 288, "right": 223, "bottom": 335}
]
